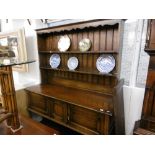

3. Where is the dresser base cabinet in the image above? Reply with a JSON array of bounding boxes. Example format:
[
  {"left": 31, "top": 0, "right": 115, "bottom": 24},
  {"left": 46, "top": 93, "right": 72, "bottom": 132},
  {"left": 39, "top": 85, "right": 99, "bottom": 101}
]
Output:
[
  {"left": 26, "top": 89, "right": 113, "bottom": 135},
  {"left": 26, "top": 79, "right": 123, "bottom": 135}
]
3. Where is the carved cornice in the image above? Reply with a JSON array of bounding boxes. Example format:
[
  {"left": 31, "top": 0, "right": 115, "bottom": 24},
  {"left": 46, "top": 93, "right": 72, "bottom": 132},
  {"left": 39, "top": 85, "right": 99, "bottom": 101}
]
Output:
[{"left": 36, "top": 19, "right": 122, "bottom": 34}]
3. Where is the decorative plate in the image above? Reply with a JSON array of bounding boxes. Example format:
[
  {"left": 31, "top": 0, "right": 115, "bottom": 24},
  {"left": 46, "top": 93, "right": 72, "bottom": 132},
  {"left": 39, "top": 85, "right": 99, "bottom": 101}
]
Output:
[
  {"left": 67, "top": 57, "right": 78, "bottom": 70},
  {"left": 49, "top": 54, "right": 61, "bottom": 69},
  {"left": 96, "top": 55, "right": 115, "bottom": 73},
  {"left": 78, "top": 38, "right": 91, "bottom": 52},
  {"left": 58, "top": 35, "right": 71, "bottom": 52}
]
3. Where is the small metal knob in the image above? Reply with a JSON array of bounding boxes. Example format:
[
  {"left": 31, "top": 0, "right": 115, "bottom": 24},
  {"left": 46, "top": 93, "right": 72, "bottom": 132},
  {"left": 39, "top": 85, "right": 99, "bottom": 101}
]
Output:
[{"left": 99, "top": 108, "right": 104, "bottom": 112}]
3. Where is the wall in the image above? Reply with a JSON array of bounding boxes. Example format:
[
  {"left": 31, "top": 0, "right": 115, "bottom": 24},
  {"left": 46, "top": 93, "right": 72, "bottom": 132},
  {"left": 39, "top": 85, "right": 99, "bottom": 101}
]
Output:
[
  {"left": 0, "top": 19, "right": 150, "bottom": 134},
  {"left": 120, "top": 19, "right": 149, "bottom": 134}
]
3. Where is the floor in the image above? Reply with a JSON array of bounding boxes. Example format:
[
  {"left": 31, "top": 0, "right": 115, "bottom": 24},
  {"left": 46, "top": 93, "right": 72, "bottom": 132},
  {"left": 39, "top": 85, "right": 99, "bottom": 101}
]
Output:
[
  {"left": 0, "top": 114, "right": 80, "bottom": 135},
  {"left": 40, "top": 118, "right": 80, "bottom": 135},
  {"left": 0, "top": 115, "right": 59, "bottom": 135}
]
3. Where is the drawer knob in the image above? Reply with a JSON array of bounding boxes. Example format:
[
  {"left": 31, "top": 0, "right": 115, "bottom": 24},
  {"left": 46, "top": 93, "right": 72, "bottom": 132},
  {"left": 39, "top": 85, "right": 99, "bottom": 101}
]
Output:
[
  {"left": 106, "top": 111, "right": 112, "bottom": 115},
  {"left": 99, "top": 108, "right": 104, "bottom": 112}
]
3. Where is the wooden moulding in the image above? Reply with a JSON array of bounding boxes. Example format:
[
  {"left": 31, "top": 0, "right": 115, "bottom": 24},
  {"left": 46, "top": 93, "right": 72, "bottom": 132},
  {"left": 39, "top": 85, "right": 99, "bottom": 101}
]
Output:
[{"left": 36, "top": 19, "right": 122, "bottom": 34}]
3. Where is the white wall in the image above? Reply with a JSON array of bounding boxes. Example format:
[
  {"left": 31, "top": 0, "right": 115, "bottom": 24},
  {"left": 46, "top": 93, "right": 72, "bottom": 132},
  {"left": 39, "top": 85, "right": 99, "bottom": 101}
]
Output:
[
  {"left": 123, "top": 86, "right": 145, "bottom": 134},
  {"left": 121, "top": 19, "right": 149, "bottom": 134},
  {"left": 0, "top": 19, "right": 150, "bottom": 134}
]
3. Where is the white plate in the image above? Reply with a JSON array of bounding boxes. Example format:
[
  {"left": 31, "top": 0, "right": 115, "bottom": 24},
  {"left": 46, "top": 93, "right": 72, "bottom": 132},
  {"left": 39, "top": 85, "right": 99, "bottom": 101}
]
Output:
[
  {"left": 78, "top": 38, "right": 91, "bottom": 52},
  {"left": 58, "top": 35, "right": 71, "bottom": 52},
  {"left": 67, "top": 57, "right": 78, "bottom": 70},
  {"left": 49, "top": 54, "right": 61, "bottom": 69},
  {"left": 96, "top": 55, "right": 115, "bottom": 73}
]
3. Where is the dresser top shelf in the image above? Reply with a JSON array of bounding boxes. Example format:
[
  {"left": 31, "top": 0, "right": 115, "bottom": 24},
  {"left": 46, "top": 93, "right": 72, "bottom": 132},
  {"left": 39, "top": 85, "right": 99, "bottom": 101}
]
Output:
[
  {"left": 40, "top": 67, "right": 118, "bottom": 77},
  {"left": 39, "top": 51, "right": 118, "bottom": 54}
]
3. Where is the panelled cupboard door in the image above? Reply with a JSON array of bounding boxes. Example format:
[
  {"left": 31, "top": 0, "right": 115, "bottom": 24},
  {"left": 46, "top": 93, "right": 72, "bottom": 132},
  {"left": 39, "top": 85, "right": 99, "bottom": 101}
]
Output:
[
  {"left": 28, "top": 92, "right": 112, "bottom": 134},
  {"left": 28, "top": 93, "right": 49, "bottom": 115},
  {"left": 49, "top": 99, "right": 68, "bottom": 123},
  {"left": 67, "top": 105, "right": 111, "bottom": 134},
  {"left": 28, "top": 94, "right": 68, "bottom": 124}
]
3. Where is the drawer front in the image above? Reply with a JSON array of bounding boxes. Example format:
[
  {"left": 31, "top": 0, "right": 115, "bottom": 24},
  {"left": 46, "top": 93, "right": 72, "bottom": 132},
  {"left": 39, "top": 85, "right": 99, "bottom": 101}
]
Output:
[
  {"left": 68, "top": 105, "right": 112, "bottom": 134},
  {"left": 28, "top": 93, "right": 48, "bottom": 115}
]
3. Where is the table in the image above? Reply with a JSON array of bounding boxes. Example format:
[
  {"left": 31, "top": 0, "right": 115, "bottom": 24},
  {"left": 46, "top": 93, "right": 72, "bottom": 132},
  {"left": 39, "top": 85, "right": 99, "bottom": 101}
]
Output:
[{"left": 0, "top": 58, "right": 35, "bottom": 132}]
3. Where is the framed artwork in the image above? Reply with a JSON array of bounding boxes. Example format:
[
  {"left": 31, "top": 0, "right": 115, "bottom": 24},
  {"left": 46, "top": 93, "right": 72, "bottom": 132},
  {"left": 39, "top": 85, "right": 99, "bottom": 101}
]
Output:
[{"left": 0, "top": 28, "right": 28, "bottom": 72}]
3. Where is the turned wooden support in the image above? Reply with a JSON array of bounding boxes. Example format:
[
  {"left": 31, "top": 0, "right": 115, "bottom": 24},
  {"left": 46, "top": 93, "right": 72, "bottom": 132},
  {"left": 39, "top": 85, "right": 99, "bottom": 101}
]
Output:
[{"left": 0, "top": 66, "right": 20, "bottom": 130}]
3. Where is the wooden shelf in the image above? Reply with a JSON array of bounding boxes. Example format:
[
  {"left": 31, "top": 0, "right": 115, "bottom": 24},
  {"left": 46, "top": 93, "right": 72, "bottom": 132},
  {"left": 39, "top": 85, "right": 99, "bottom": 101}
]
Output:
[
  {"left": 40, "top": 66, "right": 118, "bottom": 77},
  {"left": 39, "top": 51, "right": 118, "bottom": 54}
]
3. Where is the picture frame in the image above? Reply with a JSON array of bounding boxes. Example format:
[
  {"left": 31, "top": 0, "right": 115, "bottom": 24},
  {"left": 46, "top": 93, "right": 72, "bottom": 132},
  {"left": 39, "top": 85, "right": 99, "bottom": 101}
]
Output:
[{"left": 0, "top": 28, "right": 28, "bottom": 72}]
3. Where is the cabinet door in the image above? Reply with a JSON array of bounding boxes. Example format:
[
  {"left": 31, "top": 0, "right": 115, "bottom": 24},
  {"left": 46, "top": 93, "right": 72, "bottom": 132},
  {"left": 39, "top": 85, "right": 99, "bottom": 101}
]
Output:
[
  {"left": 68, "top": 105, "right": 111, "bottom": 134},
  {"left": 51, "top": 99, "right": 67, "bottom": 123},
  {"left": 28, "top": 93, "right": 48, "bottom": 115}
]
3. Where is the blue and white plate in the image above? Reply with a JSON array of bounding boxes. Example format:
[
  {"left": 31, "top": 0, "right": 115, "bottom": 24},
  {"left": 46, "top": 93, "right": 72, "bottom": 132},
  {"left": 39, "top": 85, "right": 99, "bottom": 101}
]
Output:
[
  {"left": 67, "top": 57, "right": 78, "bottom": 70},
  {"left": 49, "top": 54, "right": 61, "bottom": 69},
  {"left": 96, "top": 55, "right": 115, "bottom": 73}
]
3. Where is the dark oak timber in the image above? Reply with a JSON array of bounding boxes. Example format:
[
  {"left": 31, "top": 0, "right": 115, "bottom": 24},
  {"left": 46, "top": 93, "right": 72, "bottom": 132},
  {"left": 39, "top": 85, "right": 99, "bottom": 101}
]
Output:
[
  {"left": 134, "top": 19, "right": 155, "bottom": 135},
  {"left": 26, "top": 19, "right": 125, "bottom": 135}
]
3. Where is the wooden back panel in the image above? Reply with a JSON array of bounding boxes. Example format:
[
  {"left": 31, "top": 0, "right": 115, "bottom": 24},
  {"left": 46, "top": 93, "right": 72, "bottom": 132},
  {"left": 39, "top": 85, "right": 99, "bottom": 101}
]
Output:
[{"left": 38, "top": 25, "right": 119, "bottom": 51}]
